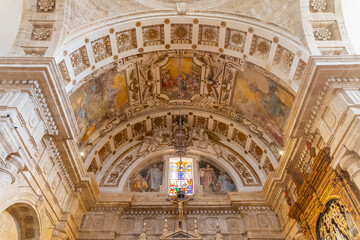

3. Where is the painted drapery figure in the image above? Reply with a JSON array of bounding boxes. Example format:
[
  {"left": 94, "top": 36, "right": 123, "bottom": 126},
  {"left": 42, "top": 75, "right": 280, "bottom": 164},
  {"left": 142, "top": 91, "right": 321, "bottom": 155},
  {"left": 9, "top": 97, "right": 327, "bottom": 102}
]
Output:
[
  {"left": 199, "top": 161, "right": 235, "bottom": 193},
  {"left": 129, "top": 162, "right": 163, "bottom": 192},
  {"left": 160, "top": 57, "right": 201, "bottom": 99}
]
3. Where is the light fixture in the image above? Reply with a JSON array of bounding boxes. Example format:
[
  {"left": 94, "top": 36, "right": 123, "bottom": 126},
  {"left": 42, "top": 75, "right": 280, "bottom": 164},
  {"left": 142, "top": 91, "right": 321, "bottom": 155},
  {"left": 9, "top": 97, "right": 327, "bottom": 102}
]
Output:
[
  {"left": 80, "top": 151, "right": 85, "bottom": 157},
  {"left": 279, "top": 150, "right": 284, "bottom": 155}
]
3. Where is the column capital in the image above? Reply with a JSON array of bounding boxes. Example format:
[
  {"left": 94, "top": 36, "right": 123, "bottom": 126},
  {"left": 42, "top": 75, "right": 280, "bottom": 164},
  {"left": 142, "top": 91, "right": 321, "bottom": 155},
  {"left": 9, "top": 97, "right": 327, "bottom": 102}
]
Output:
[
  {"left": 0, "top": 153, "right": 25, "bottom": 185},
  {"left": 339, "top": 151, "right": 360, "bottom": 170},
  {"left": 339, "top": 150, "right": 360, "bottom": 190}
]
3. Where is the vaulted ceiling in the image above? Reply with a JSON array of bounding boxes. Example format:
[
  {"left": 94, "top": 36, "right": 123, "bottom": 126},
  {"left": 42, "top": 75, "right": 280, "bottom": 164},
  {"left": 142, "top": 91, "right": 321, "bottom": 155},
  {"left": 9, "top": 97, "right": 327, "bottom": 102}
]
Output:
[{"left": 4, "top": 0, "right": 356, "bottom": 194}]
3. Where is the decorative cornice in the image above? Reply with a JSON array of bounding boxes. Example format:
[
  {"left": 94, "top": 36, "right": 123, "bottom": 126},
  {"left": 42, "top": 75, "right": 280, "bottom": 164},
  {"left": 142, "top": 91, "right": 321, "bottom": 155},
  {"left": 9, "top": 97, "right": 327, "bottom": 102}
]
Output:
[
  {"left": 0, "top": 80, "right": 59, "bottom": 135},
  {"left": 48, "top": 137, "right": 75, "bottom": 191}
]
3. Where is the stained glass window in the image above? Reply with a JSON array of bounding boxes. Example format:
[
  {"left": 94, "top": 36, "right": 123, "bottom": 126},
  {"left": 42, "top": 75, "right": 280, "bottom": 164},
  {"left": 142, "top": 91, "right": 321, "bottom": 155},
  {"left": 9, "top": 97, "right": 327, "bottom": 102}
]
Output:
[{"left": 168, "top": 157, "right": 194, "bottom": 196}]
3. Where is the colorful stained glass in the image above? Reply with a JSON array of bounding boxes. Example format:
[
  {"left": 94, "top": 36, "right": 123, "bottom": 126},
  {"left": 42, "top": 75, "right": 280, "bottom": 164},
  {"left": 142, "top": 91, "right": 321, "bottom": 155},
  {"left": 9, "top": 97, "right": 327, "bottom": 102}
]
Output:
[{"left": 168, "top": 157, "right": 194, "bottom": 196}]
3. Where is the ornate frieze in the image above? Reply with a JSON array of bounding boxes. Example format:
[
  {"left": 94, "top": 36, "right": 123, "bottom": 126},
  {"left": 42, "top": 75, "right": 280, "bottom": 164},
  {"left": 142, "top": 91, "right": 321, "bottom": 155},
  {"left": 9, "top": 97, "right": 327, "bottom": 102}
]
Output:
[{"left": 48, "top": 137, "right": 75, "bottom": 190}]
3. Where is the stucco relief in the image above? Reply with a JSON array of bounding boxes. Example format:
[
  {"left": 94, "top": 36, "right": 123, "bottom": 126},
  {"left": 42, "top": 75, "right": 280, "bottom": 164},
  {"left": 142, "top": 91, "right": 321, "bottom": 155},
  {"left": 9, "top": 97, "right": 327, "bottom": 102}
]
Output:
[{"left": 71, "top": 50, "right": 293, "bottom": 148}]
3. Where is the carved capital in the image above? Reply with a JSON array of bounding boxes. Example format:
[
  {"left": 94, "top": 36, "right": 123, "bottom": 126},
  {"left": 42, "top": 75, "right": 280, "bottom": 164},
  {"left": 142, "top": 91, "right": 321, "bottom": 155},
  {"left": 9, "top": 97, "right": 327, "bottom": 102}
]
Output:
[
  {"left": 0, "top": 154, "right": 24, "bottom": 184},
  {"left": 51, "top": 229, "right": 69, "bottom": 240},
  {"left": 340, "top": 151, "right": 360, "bottom": 188}
]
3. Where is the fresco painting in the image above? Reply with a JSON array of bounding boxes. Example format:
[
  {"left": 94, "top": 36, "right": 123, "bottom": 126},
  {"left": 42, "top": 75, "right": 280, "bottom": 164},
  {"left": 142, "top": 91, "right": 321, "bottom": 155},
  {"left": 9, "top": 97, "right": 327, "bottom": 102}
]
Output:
[
  {"left": 199, "top": 160, "right": 236, "bottom": 193},
  {"left": 70, "top": 68, "right": 128, "bottom": 144},
  {"left": 232, "top": 69, "right": 294, "bottom": 145},
  {"left": 161, "top": 57, "right": 201, "bottom": 99},
  {"left": 129, "top": 162, "right": 164, "bottom": 192}
]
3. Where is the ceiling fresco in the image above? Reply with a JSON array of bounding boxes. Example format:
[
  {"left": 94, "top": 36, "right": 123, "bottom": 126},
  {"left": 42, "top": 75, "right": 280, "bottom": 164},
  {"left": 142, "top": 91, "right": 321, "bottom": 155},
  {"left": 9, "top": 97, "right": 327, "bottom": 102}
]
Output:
[
  {"left": 69, "top": 50, "right": 294, "bottom": 147},
  {"left": 232, "top": 69, "right": 294, "bottom": 146},
  {"left": 70, "top": 67, "right": 128, "bottom": 144}
]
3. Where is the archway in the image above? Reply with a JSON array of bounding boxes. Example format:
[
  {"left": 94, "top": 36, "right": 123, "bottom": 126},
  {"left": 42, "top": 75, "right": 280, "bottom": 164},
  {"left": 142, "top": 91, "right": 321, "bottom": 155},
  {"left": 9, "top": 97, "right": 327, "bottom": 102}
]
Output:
[{"left": 0, "top": 203, "right": 41, "bottom": 240}]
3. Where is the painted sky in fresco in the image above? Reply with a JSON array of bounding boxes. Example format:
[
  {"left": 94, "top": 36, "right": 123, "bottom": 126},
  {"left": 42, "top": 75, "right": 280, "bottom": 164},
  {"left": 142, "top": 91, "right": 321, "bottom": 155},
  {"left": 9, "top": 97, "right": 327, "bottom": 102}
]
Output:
[
  {"left": 232, "top": 69, "right": 294, "bottom": 146},
  {"left": 70, "top": 67, "right": 128, "bottom": 144}
]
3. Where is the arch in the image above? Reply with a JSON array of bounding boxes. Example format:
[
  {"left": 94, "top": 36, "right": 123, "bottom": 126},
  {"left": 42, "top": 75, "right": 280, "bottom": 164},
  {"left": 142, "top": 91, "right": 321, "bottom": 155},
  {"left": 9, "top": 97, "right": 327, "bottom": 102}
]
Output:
[
  {"left": 55, "top": 12, "right": 310, "bottom": 95},
  {"left": 117, "top": 149, "right": 249, "bottom": 193},
  {"left": 100, "top": 143, "right": 264, "bottom": 193},
  {"left": 0, "top": 203, "right": 41, "bottom": 240},
  {"left": 0, "top": 192, "right": 52, "bottom": 240},
  {"left": 84, "top": 109, "right": 279, "bottom": 177}
]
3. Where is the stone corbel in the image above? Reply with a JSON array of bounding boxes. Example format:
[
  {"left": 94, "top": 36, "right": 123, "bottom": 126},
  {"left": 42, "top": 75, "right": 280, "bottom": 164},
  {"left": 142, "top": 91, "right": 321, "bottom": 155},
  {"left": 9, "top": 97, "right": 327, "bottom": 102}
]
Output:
[
  {"left": 0, "top": 153, "right": 25, "bottom": 186},
  {"left": 339, "top": 151, "right": 360, "bottom": 191}
]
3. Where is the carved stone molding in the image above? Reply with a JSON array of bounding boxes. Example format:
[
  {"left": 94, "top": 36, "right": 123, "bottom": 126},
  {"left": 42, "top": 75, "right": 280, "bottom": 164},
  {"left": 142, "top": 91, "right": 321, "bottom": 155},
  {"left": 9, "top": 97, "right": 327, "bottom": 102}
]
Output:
[
  {"left": 48, "top": 137, "right": 75, "bottom": 191},
  {"left": 0, "top": 153, "right": 25, "bottom": 185},
  {"left": 0, "top": 80, "right": 58, "bottom": 135},
  {"left": 339, "top": 151, "right": 360, "bottom": 190}
]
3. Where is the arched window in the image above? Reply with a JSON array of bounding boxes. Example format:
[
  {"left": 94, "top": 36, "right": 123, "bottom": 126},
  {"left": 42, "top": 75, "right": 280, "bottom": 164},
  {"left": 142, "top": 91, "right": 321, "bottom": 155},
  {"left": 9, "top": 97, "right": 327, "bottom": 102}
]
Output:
[
  {"left": 168, "top": 157, "right": 194, "bottom": 196},
  {"left": 316, "top": 199, "right": 359, "bottom": 240}
]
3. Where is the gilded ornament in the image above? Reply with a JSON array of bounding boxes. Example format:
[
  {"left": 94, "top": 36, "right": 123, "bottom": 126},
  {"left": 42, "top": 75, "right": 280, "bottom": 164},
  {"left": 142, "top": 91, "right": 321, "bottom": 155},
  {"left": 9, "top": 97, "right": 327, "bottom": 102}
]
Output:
[
  {"left": 231, "top": 33, "right": 243, "bottom": 45},
  {"left": 257, "top": 41, "right": 269, "bottom": 54},
  {"left": 38, "top": 0, "right": 55, "bottom": 12},
  {"left": 145, "top": 28, "right": 159, "bottom": 40},
  {"left": 315, "top": 28, "right": 331, "bottom": 40},
  {"left": 311, "top": 0, "right": 327, "bottom": 12},
  {"left": 204, "top": 28, "right": 216, "bottom": 40}
]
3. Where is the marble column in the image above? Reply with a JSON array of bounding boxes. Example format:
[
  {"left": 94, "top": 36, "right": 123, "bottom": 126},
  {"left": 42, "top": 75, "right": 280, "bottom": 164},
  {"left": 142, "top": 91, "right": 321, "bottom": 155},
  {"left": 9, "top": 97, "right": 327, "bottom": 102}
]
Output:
[
  {"left": 339, "top": 151, "right": 360, "bottom": 191},
  {"left": 0, "top": 154, "right": 25, "bottom": 187}
]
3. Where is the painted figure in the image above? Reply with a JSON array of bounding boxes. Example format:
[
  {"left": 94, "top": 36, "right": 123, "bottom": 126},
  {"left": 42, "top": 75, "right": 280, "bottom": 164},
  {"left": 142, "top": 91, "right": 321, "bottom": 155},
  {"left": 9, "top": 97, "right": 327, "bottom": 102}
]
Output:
[
  {"left": 130, "top": 172, "right": 148, "bottom": 192},
  {"left": 199, "top": 161, "right": 236, "bottom": 193},
  {"left": 146, "top": 164, "right": 163, "bottom": 191},
  {"left": 218, "top": 171, "right": 235, "bottom": 192},
  {"left": 129, "top": 162, "right": 164, "bottom": 192},
  {"left": 200, "top": 164, "right": 217, "bottom": 192},
  {"left": 161, "top": 70, "right": 174, "bottom": 89}
]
